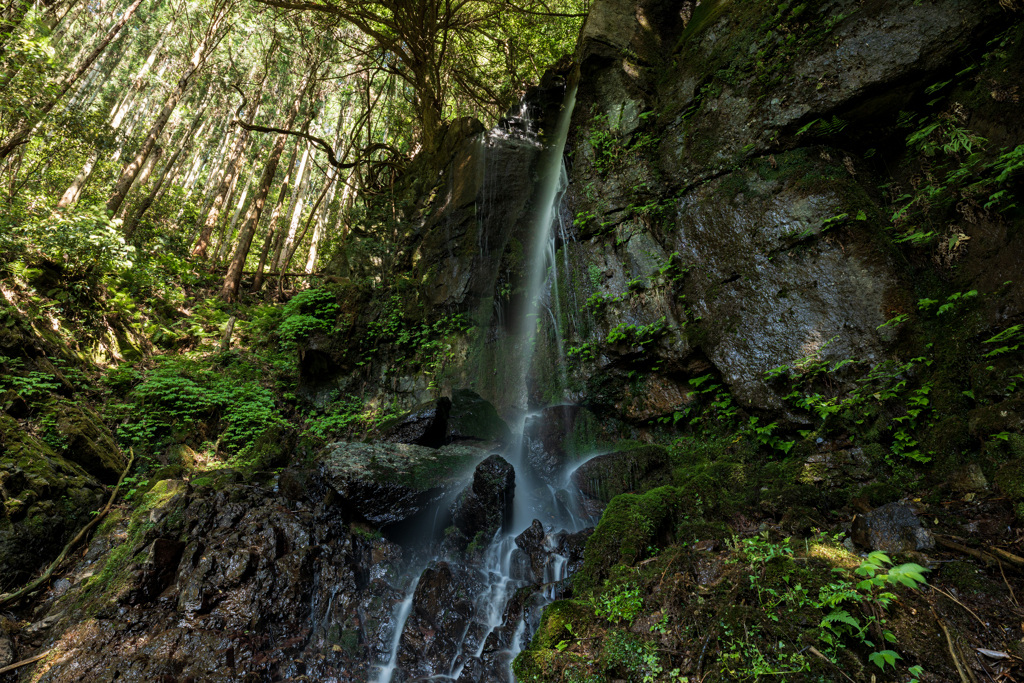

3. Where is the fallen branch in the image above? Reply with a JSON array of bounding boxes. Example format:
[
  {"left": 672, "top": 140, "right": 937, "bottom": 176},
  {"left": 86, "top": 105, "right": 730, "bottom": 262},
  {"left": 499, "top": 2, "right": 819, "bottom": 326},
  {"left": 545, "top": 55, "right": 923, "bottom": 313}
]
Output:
[
  {"left": 935, "top": 536, "right": 999, "bottom": 567},
  {"left": 0, "top": 650, "right": 52, "bottom": 675},
  {"left": 0, "top": 450, "right": 135, "bottom": 608},
  {"left": 807, "top": 646, "right": 858, "bottom": 683},
  {"left": 989, "top": 546, "right": 1024, "bottom": 568}
]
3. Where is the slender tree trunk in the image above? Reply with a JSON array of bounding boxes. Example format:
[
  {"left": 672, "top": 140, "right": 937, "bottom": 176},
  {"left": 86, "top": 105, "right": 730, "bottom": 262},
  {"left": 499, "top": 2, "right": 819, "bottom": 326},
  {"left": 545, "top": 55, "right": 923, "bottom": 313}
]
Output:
[
  {"left": 0, "top": 0, "right": 146, "bottom": 163},
  {"left": 117, "top": 145, "right": 161, "bottom": 218},
  {"left": 188, "top": 68, "right": 268, "bottom": 258},
  {"left": 106, "top": 4, "right": 228, "bottom": 219},
  {"left": 110, "top": 18, "right": 174, "bottom": 128},
  {"left": 122, "top": 99, "right": 208, "bottom": 235},
  {"left": 277, "top": 174, "right": 333, "bottom": 297},
  {"left": 56, "top": 149, "right": 99, "bottom": 209},
  {"left": 275, "top": 139, "right": 312, "bottom": 270},
  {"left": 216, "top": 173, "right": 252, "bottom": 261},
  {"left": 251, "top": 135, "right": 299, "bottom": 292},
  {"left": 220, "top": 77, "right": 307, "bottom": 302}
]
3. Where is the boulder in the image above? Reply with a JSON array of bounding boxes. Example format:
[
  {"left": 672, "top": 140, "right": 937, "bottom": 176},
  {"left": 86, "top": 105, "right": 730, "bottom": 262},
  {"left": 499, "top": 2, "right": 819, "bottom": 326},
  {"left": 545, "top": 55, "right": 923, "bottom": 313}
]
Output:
[
  {"left": 374, "top": 396, "right": 452, "bottom": 448},
  {"left": 521, "top": 405, "right": 617, "bottom": 485},
  {"left": 447, "top": 389, "right": 512, "bottom": 446},
  {"left": 571, "top": 445, "right": 672, "bottom": 503},
  {"left": 450, "top": 454, "right": 516, "bottom": 545},
  {"left": 557, "top": 528, "right": 594, "bottom": 577},
  {"left": 514, "top": 519, "right": 547, "bottom": 583},
  {"left": 318, "top": 441, "right": 484, "bottom": 525},
  {"left": 852, "top": 501, "right": 935, "bottom": 552},
  {"left": 0, "top": 632, "right": 13, "bottom": 668},
  {"left": 0, "top": 414, "right": 105, "bottom": 589}
]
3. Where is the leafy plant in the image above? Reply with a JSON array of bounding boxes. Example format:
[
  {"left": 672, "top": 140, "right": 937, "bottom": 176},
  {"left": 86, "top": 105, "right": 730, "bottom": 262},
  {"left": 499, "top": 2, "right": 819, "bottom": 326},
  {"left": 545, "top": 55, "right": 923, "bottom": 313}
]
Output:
[{"left": 592, "top": 582, "right": 643, "bottom": 625}]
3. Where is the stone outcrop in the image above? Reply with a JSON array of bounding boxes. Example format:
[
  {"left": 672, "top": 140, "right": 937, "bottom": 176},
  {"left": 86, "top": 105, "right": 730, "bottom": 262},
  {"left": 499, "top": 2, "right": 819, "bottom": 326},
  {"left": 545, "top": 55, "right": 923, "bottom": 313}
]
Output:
[
  {"left": 374, "top": 396, "right": 453, "bottom": 448},
  {"left": 318, "top": 441, "right": 486, "bottom": 525}
]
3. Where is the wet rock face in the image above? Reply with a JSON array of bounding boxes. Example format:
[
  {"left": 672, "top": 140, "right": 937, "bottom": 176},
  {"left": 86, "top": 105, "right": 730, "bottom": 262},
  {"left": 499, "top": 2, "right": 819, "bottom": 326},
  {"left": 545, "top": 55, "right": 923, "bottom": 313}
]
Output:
[
  {"left": 852, "top": 501, "right": 935, "bottom": 552},
  {"left": 32, "top": 476, "right": 407, "bottom": 683},
  {"left": 522, "top": 405, "right": 583, "bottom": 485},
  {"left": 375, "top": 396, "right": 453, "bottom": 448},
  {"left": 451, "top": 454, "right": 516, "bottom": 545},
  {"left": 396, "top": 561, "right": 479, "bottom": 681},
  {"left": 514, "top": 520, "right": 547, "bottom": 582},
  {"left": 571, "top": 445, "right": 672, "bottom": 503},
  {"left": 318, "top": 441, "right": 485, "bottom": 525}
]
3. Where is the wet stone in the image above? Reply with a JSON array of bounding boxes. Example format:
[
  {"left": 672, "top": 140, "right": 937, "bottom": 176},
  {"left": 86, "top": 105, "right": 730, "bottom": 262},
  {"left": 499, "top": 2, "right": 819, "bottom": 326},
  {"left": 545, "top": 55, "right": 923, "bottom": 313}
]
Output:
[
  {"left": 374, "top": 397, "right": 452, "bottom": 448},
  {"left": 852, "top": 501, "right": 935, "bottom": 552},
  {"left": 450, "top": 454, "right": 516, "bottom": 546},
  {"left": 571, "top": 445, "right": 671, "bottom": 503}
]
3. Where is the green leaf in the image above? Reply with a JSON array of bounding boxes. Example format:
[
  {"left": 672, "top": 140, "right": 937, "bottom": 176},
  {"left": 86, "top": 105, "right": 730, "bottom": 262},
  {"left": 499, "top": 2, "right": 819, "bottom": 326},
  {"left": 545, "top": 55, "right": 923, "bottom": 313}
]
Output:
[{"left": 868, "top": 650, "right": 901, "bottom": 670}]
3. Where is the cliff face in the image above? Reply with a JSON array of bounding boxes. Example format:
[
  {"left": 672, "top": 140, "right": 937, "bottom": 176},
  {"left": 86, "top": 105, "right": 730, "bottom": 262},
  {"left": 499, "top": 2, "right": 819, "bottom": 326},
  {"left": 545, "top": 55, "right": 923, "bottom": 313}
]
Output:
[{"left": 387, "top": 0, "right": 1023, "bottom": 433}]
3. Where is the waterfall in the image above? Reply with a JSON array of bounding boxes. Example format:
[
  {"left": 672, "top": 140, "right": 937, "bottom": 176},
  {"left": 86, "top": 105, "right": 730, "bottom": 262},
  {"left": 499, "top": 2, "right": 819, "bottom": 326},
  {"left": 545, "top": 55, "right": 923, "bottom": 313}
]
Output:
[{"left": 371, "top": 83, "right": 579, "bottom": 683}]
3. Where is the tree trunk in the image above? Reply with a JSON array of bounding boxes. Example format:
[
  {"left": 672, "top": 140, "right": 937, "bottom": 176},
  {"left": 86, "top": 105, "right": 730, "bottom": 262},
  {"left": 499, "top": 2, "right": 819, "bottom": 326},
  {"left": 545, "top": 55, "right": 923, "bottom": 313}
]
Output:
[
  {"left": 275, "top": 138, "right": 312, "bottom": 270},
  {"left": 110, "top": 18, "right": 174, "bottom": 129},
  {"left": 123, "top": 99, "right": 208, "bottom": 235},
  {"left": 118, "top": 145, "right": 161, "bottom": 218},
  {"left": 215, "top": 171, "right": 252, "bottom": 261},
  {"left": 106, "top": 4, "right": 228, "bottom": 219},
  {"left": 220, "top": 77, "right": 307, "bottom": 302},
  {"left": 250, "top": 135, "right": 299, "bottom": 292},
  {"left": 0, "top": 0, "right": 146, "bottom": 163},
  {"left": 190, "top": 70, "right": 269, "bottom": 257},
  {"left": 277, "top": 173, "right": 333, "bottom": 297},
  {"left": 56, "top": 149, "right": 99, "bottom": 209}
]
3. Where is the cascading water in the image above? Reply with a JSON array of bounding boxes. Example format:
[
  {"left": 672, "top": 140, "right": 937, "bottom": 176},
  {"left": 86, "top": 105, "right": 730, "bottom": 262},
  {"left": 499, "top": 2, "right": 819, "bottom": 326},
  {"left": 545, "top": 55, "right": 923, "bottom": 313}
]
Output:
[{"left": 370, "top": 83, "right": 582, "bottom": 683}]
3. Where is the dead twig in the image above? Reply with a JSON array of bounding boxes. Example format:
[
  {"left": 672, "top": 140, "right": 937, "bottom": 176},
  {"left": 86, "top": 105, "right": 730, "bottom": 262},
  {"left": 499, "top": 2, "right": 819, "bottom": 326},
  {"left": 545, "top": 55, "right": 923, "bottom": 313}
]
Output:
[
  {"left": 997, "top": 559, "right": 1020, "bottom": 608},
  {"left": 807, "top": 646, "right": 858, "bottom": 683},
  {"left": 934, "top": 608, "right": 980, "bottom": 683},
  {"left": 932, "top": 585, "right": 987, "bottom": 629},
  {"left": 0, "top": 650, "right": 52, "bottom": 675},
  {"left": 936, "top": 536, "right": 999, "bottom": 567}
]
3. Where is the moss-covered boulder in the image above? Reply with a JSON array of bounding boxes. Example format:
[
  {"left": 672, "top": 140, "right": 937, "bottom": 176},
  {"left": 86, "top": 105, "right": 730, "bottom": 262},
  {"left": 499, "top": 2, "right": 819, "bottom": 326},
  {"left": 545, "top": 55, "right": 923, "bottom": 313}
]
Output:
[
  {"left": 55, "top": 402, "right": 127, "bottom": 482},
  {"left": 574, "top": 486, "right": 683, "bottom": 593},
  {"left": 446, "top": 389, "right": 512, "bottom": 445}
]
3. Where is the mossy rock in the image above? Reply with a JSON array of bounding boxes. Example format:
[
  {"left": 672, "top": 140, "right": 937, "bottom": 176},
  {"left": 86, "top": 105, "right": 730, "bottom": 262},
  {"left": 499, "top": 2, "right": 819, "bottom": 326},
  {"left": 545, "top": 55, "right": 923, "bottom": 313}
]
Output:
[
  {"left": 0, "top": 414, "right": 105, "bottom": 589},
  {"left": 994, "top": 455, "right": 1024, "bottom": 520},
  {"left": 513, "top": 599, "right": 601, "bottom": 682},
  {"left": 446, "top": 389, "right": 512, "bottom": 445},
  {"left": 571, "top": 445, "right": 671, "bottom": 503},
  {"left": 54, "top": 402, "right": 127, "bottom": 482},
  {"left": 574, "top": 486, "right": 683, "bottom": 593}
]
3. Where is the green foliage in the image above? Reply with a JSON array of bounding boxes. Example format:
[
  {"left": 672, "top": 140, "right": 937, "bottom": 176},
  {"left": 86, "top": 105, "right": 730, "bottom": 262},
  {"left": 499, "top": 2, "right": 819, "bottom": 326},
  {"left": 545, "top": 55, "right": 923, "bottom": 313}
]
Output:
[
  {"left": 0, "top": 356, "right": 61, "bottom": 403},
  {"left": 278, "top": 288, "right": 339, "bottom": 348},
  {"left": 115, "top": 357, "right": 283, "bottom": 457},
  {"left": 591, "top": 582, "right": 643, "bottom": 625},
  {"left": 0, "top": 204, "right": 136, "bottom": 276},
  {"left": 605, "top": 317, "right": 666, "bottom": 347}
]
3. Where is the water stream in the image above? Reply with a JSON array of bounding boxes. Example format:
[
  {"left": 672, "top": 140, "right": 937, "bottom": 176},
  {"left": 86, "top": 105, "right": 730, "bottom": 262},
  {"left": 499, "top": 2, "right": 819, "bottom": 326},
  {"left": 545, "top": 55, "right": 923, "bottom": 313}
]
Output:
[{"left": 371, "top": 84, "right": 580, "bottom": 683}]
